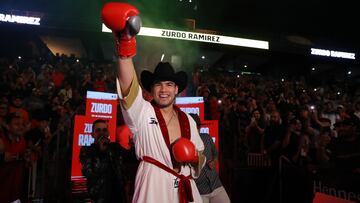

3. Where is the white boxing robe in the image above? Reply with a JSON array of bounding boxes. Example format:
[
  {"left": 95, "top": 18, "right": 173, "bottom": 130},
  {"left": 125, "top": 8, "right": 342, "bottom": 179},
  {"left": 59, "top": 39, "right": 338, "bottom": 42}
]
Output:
[{"left": 117, "top": 77, "right": 204, "bottom": 203}]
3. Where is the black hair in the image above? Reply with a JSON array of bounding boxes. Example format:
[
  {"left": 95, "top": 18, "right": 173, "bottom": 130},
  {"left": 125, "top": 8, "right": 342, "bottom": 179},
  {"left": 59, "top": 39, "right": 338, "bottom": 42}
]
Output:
[
  {"left": 251, "top": 108, "right": 263, "bottom": 115},
  {"left": 92, "top": 119, "right": 108, "bottom": 132}
]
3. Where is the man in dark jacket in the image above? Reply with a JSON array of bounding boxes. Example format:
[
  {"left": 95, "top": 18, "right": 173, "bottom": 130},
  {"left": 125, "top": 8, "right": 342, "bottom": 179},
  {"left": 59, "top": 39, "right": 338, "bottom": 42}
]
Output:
[{"left": 80, "top": 119, "right": 126, "bottom": 203}]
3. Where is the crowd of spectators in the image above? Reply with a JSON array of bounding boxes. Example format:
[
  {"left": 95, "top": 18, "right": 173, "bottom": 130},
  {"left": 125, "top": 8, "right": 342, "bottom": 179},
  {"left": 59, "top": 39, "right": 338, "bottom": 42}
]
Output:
[
  {"left": 193, "top": 68, "right": 360, "bottom": 202},
  {"left": 0, "top": 52, "right": 118, "bottom": 202},
  {"left": 1, "top": 50, "right": 360, "bottom": 202}
]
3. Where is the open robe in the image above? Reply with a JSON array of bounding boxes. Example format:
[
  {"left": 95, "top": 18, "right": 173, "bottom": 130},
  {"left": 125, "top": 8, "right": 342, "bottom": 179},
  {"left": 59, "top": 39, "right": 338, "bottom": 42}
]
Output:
[{"left": 116, "top": 76, "right": 205, "bottom": 203}]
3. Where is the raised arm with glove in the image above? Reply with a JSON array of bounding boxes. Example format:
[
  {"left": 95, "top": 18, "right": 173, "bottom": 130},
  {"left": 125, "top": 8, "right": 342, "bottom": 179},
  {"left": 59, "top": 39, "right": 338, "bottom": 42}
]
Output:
[
  {"left": 101, "top": 2, "right": 141, "bottom": 58},
  {"left": 101, "top": 2, "right": 141, "bottom": 96},
  {"left": 101, "top": 3, "right": 206, "bottom": 203}
]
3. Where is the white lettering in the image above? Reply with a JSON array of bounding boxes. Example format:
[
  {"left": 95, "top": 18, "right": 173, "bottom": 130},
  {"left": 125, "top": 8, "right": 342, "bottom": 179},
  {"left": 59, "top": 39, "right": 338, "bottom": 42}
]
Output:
[
  {"left": 200, "top": 127, "right": 209, "bottom": 134},
  {"left": 78, "top": 134, "right": 94, "bottom": 146},
  {"left": 84, "top": 123, "right": 93, "bottom": 133},
  {"left": 180, "top": 107, "right": 200, "bottom": 115},
  {"left": 313, "top": 180, "right": 321, "bottom": 193},
  {"left": 4, "top": 14, "right": 13, "bottom": 22},
  {"left": 338, "top": 190, "right": 347, "bottom": 200},
  {"left": 322, "top": 185, "right": 328, "bottom": 193},
  {"left": 311, "top": 48, "right": 330, "bottom": 56},
  {"left": 91, "top": 114, "right": 112, "bottom": 118},
  {"left": 348, "top": 192, "right": 356, "bottom": 201},
  {"left": 78, "top": 134, "right": 84, "bottom": 146},
  {"left": 102, "top": 25, "right": 269, "bottom": 49},
  {"left": 313, "top": 180, "right": 360, "bottom": 202},
  {"left": 29, "top": 17, "right": 40, "bottom": 25},
  {"left": 330, "top": 51, "right": 356, "bottom": 59},
  {"left": 12, "top": 15, "right": 21, "bottom": 23},
  {"left": 311, "top": 48, "right": 355, "bottom": 60},
  {"left": 328, "top": 187, "right": 337, "bottom": 196},
  {"left": 0, "top": 13, "right": 41, "bottom": 25},
  {"left": 91, "top": 103, "right": 112, "bottom": 114},
  {"left": 161, "top": 30, "right": 187, "bottom": 39},
  {"left": 91, "top": 103, "right": 96, "bottom": 112}
]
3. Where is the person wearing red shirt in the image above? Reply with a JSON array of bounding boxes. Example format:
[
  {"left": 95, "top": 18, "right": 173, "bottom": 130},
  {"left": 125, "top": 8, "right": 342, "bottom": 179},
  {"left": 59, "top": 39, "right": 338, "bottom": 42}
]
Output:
[
  {"left": 9, "top": 95, "right": 30, "bottom": 125},
  {"left": 93, "top": 71, "right": 108, "bottom": 92},
  {"left": 0, "top": 113, "right": 28, "bottom": 203},
  {"left": 51, "top": 69, "right": 65, "bottom": 89}
]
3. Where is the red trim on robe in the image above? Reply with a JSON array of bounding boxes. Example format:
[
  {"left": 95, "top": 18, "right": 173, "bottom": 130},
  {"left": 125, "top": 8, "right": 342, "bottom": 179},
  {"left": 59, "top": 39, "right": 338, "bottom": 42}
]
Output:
[
  {"left": 151, "top": 101, "right": 191, "bottom": 150},
  {"left": 143, "top": 156, "right": 194, "bottom": 203},
  {"left": 148, "top": 102, "right": 194, "bottom": 203}
]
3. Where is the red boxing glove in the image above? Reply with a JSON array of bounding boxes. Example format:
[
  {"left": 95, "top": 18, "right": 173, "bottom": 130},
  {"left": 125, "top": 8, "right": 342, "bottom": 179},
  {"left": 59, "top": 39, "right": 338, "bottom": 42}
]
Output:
[
  {"left": 101, "top": 2, "right": 141, "bottom": 58},
  {"left": 172, "top": 138, "right": 199, "bottom": 164}
]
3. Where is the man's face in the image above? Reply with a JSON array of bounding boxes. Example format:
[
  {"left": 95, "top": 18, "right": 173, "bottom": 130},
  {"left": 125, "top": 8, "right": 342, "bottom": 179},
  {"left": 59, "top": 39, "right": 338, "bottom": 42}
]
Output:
[
  {"left": 151, "top": 81, "right": 178, "bottom": 108},
  {"left": 13, "top": 98, "right": 22, "bottom": 108},
  {"left": 39, "top": 120, "right": 49, "bottom": 130},
  {"left": 92, "top": 122, "right": 109, "bottom": 142},
  {"left": 252, "top": 110, "right": 261, "bottom": 120},
  {"left": 270, "top": 112, "right": 281, "bottom": 125},
  {"left": 294, "top": 119, "right": 302, "bottom": 131},
  {"left": 33, "top": 88, "right": 41, "bottom": 97},
  {"left": 8, "top": 117, "right": 24, "bottom": 137}
]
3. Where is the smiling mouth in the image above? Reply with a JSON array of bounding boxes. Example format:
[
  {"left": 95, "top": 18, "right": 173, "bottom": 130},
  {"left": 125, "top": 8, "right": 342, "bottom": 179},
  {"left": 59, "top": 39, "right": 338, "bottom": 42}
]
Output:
[{"left": 159, "top": 94, "right": 170, "bottom": 99}]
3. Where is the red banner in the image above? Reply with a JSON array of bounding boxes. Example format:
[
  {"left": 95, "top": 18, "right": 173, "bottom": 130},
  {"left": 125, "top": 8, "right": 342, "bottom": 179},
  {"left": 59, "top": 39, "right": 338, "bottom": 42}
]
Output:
[
  {"left": 71, "top": 91, "right": 118, "bottom": 187},
  {"left": 85, "top": 91, "right": 118, "bottom": 137},
  {"left": 200, "top": 120, "right": 219, "bottom": 152},
  {"left": 176, "top": 97, "right": 220, "bottom": 171},
  {"left": 176, "top": 97, "right": 205, "bottom": 121},
  {"left": 200, "top": 120, "right": 219, "bottom": 171},
  {"left": 313, "top": 192, "right": 356, "bottom": 203},
  {"left": 71, "top": 115, "right": 97, "bottom": 178}
]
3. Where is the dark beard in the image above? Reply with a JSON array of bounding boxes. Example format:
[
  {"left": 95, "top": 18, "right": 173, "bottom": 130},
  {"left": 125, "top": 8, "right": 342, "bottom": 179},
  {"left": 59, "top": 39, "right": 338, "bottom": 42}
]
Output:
[{"left": 156, "top": 102, "right": 173, "bottom": 108}]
